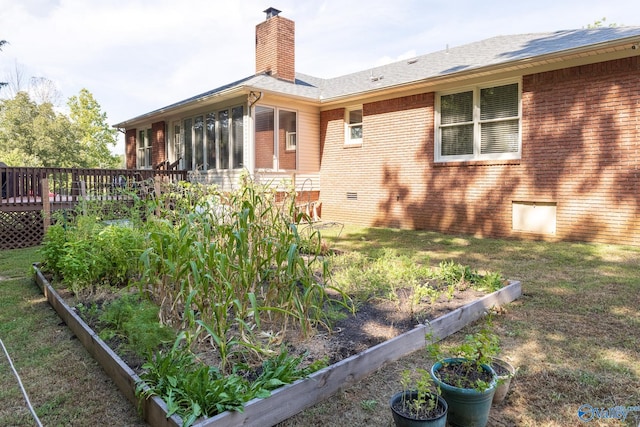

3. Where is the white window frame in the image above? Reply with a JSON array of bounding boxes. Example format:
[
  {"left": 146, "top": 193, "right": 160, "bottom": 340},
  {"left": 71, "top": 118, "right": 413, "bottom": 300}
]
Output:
[
  {"left": 170, "top": 121, "right": 183, "bottom": 169},
  {"left": 286, "top": 131, "right": 297, "bottom": 151},
  {"left": 435, "top": 79, "right": 522, "bottom": 163},
  {"left": 137, "top": 128, "right": 152, "bottom": 169},
  {"left": 176, "top": 104, "right": 245, "bottom": 171},
  {"left": 345, "top": 106, "right": 363, "bottom": 146},
  {"left": 279, "top": 108, "right": 297, "bottom": 153}
]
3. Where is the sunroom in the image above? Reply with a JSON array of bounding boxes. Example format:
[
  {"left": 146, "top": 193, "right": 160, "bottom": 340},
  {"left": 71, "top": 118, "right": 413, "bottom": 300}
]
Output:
[
  {"left": 116, "top": 82, "right": 321, "bottom": 197},
  {"left": 115, "top": 9, "right": 321, "bottom": 198}
]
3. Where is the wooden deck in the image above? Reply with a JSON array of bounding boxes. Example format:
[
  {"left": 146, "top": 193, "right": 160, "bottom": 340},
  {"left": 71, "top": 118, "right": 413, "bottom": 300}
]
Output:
[
  {"left": 1, "top": 167, "right": 186, "bottom": 211},
  {"left": 0, "top": 167, "right": 187, "bottom": 249}
]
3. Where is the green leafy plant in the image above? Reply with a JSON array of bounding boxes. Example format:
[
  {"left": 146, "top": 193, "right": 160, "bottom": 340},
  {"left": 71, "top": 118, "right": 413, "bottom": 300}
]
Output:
[
  {"left": 137, "top": 336, "right": 325, "bottom": 426},
  {"left": 360, "top": 399, "right": 378, "bottom": 411},
  {"left": 392, "top": 368, "right": 444, "bottom": 420},
  {"left": 40, "top": 205, "right": 145, "bottom": 293},
  {"left": 98, "top": 293, "right": 175, "bottom": 357},
  {"left": 428, "top": 317, "right": 500, "bottom": 391},
  {"left": 437, "top": 259, "right": 504, "bottom": 292}
]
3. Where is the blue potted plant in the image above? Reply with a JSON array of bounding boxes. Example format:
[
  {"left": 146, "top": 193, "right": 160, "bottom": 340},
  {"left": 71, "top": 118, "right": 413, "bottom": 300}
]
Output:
[{"left": 428, "top": 324, "right": 500, "bottom": 427}]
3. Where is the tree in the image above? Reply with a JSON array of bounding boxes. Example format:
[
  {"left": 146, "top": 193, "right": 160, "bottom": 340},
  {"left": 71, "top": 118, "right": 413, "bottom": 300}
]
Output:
[
  {"left": 29, "top": 76, "right": 63, "bottom": 106},
  {"left": 0, "top": 92, "right": 79, "bottom": 167},
  {"left": 0, "top": 81, "right": 119, "bottom": 168},
  {"left": 67, "top": 89, "right": 120, "bottom": 168},
  {"left": 2, "top": 63, "right": 62, "bottom": 105}
]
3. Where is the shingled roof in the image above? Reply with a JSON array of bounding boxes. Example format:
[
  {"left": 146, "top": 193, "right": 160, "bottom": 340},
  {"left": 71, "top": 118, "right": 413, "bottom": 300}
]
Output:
[
  {"left": 115, "top": 26, "right": 640, "bottom": 126},
  {"left": 315, "top": 26, "right": 640, "bottom": 99}
]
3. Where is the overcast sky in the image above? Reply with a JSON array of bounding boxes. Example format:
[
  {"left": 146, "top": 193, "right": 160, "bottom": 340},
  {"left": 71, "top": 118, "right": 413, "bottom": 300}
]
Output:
[{"left": 1, "top": 0, "right": 639, "bottom": 155}]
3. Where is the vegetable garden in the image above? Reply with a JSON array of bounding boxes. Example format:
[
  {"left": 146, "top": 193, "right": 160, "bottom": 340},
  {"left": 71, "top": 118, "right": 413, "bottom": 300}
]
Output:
[{"left": 38, "top": 175, "right": 506, "bottom": 426}]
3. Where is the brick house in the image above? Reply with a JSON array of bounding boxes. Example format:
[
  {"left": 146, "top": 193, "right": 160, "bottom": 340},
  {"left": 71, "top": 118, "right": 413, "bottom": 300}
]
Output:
[{"left": 114, "top": 8, "right": 640, "bottom": 246}]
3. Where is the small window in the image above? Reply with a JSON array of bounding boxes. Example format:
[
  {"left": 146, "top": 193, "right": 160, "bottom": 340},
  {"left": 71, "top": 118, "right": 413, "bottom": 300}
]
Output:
[
  {"left": 286, "top": 131, "right": 297, "bottom": 150},
  {"left": 345, "top": 107, "right": 363, "bottom": 145},
  {"left": 280, "top": 109, "right": 297, "bottom": 152}
]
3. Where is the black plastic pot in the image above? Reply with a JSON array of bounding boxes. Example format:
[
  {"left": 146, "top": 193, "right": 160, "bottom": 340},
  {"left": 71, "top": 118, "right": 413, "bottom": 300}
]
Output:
[{"left": 389, "top": 390, "right": 448, "bottom": 427}]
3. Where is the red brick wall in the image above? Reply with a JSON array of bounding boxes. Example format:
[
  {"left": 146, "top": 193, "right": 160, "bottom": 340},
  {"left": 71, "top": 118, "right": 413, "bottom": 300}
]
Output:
[
  {"left": 255, "top": 15, "right": 295, "bottom": 82},
  {"left": 520, "top": 57, "right": 640, "bottom": 245},
  {"left": 151, "top": 121, "right": 166, "bottom": 167},
  {"left": 319, "top": 57, "right": 640, "bottom": 246},
  {"left": 125, "top": 129, "right": 136, "bottom": 169}
]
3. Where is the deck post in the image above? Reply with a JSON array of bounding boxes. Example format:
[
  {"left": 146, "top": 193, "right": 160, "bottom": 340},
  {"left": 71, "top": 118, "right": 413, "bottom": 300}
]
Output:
[{"left": 42, "top": 178, "right": 51, "bottom": 234}]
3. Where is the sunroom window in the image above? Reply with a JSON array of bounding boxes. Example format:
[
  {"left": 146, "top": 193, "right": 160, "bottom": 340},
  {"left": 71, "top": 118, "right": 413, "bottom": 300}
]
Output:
[
  {"left": 255, "top": 106, "right": 297, "bottom": 170},
  {"left": 436, "top": 81, "right": 520, "bottom": 162},
  {"left": 178, "top": 105, "right": 244, "bottom": 171}
]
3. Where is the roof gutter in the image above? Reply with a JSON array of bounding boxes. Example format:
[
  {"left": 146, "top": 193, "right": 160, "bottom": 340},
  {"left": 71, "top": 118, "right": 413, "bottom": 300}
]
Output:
[{"left": 112, "top": 85, "right": 251, "bottom": 128}]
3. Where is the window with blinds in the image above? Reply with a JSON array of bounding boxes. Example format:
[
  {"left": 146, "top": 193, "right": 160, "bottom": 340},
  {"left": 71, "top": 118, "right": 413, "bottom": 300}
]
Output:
[{"left": 436, "top": 81, "right": 520, "bottom": 162}]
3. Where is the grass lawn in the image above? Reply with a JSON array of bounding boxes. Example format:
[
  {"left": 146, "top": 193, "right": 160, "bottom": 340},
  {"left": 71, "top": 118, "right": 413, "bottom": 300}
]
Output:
[
  {"left": 279, "top": 226, "right": 640, "bottom": 427},
  {"left": 1, "top": 226, "right": 639, "bottom": 426},
  {"left": 0, "top": 247, "right": 145, "bottom": 427}
]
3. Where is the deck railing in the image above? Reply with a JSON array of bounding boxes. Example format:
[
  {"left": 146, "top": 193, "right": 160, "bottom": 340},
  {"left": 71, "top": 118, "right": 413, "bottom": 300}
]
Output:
[
  {"left": 0, "top": 167, "right": 187, "bottom": 211},
  {"left": 0, "top": 166, "right": 188, "bottom": 250}
]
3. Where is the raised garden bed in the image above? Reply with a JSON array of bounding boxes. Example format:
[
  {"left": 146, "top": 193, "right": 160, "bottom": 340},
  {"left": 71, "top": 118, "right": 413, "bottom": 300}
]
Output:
[{"left": 33, "top": 264, "right": 521, "bottom": 427}]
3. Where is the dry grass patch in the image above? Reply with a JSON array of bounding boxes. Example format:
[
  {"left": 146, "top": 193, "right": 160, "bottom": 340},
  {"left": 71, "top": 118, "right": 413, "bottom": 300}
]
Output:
[{"left": 279, "top": 226, "right": 640, "bottom": 427}]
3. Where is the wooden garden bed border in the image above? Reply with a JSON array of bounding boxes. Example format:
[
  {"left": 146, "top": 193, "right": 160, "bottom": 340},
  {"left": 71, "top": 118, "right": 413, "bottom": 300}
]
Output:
[{"left": 33, "top": 265, "right": 521, "bottom": 427}]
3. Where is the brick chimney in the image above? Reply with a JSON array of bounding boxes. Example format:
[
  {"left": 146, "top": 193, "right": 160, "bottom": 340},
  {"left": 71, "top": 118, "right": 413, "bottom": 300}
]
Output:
[{"left": 255, "top": 7, "right": 295, "bottom": 82}]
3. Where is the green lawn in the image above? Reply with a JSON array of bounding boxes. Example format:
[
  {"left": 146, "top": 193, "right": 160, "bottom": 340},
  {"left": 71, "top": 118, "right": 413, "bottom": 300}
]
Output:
[
  {"left": 0, "top": 247, "right": 145, "bottom": 426},
  {"left": 1, "top": 226, "right": 639, "bottom": 426}
]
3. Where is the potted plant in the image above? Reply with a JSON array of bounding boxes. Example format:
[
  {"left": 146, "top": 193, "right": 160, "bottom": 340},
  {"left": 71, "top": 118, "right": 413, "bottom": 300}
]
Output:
[
  {"left": 428, "top": 324, "right": 500, "bottom": 427},
  {"left": 490, "top": 356, "right": 516, "bottom": 404},
  {"left": 389, "top": 368, "right": 448, "bottom": 427}
]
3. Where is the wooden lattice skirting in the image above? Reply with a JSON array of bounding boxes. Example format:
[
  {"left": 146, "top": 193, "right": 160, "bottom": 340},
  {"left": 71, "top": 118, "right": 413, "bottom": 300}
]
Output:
[{"left": 0, "top": 210, "right": 44, "bottom": 250}]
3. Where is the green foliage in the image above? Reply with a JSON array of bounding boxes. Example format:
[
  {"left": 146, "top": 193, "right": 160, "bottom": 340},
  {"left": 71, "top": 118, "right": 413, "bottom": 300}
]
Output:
[
  {"left": 0, "top": 92, "right": 78, "bottom": 166},
  {"left": 67, "top": 88, "right": 120, "bottom": 168},
  {"left": 360, "top": 399, "right": 378, "bottom": 411},
  {"left": 398, "top": 368, "right": 441, "bottom": 418},
  {"left": 137, "top": 337, "right": 324, "bottom": 426},
  {"left": 98, "top": 293, "right": 174, "bottom": 357},
  {"left": 254, "top": 347, "right": 327, "bottom": 391},
  {"left": 455, "top": 328, "right": 500, "bottom": 367},
  {"left": 75, "top": 301, "right": 101, "bottom": 325},
  {"left": 39, "top": 222, "right": 68, "bottom": 277},
  {"left": 329, "top": 248, "right": 433, "bottom": 302},
  {"left": 330, "top": 251, "right": 504, "bottom": 309},
  {"left": 437, "top": 260, "right": 504, "bottom": 292},
  {"left": 0, "top": 40, "right": 6, "bottom": 89},
  {"left": 586, "top": 17, "right": 618, "bottom": 28},
  {"left": 39, "top": 209, "right": 145, "bottom": 293},
  {"left": 428, "top": 316, "right": 500, "bottom": 391},
  {"left": 0, "top": 89, "right": 118, "bottom": 167}
]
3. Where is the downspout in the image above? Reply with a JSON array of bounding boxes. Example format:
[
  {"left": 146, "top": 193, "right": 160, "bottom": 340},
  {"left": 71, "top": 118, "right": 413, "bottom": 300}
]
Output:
[{"left": 247, "top": 91, "right": 262, "bottom": 176}]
